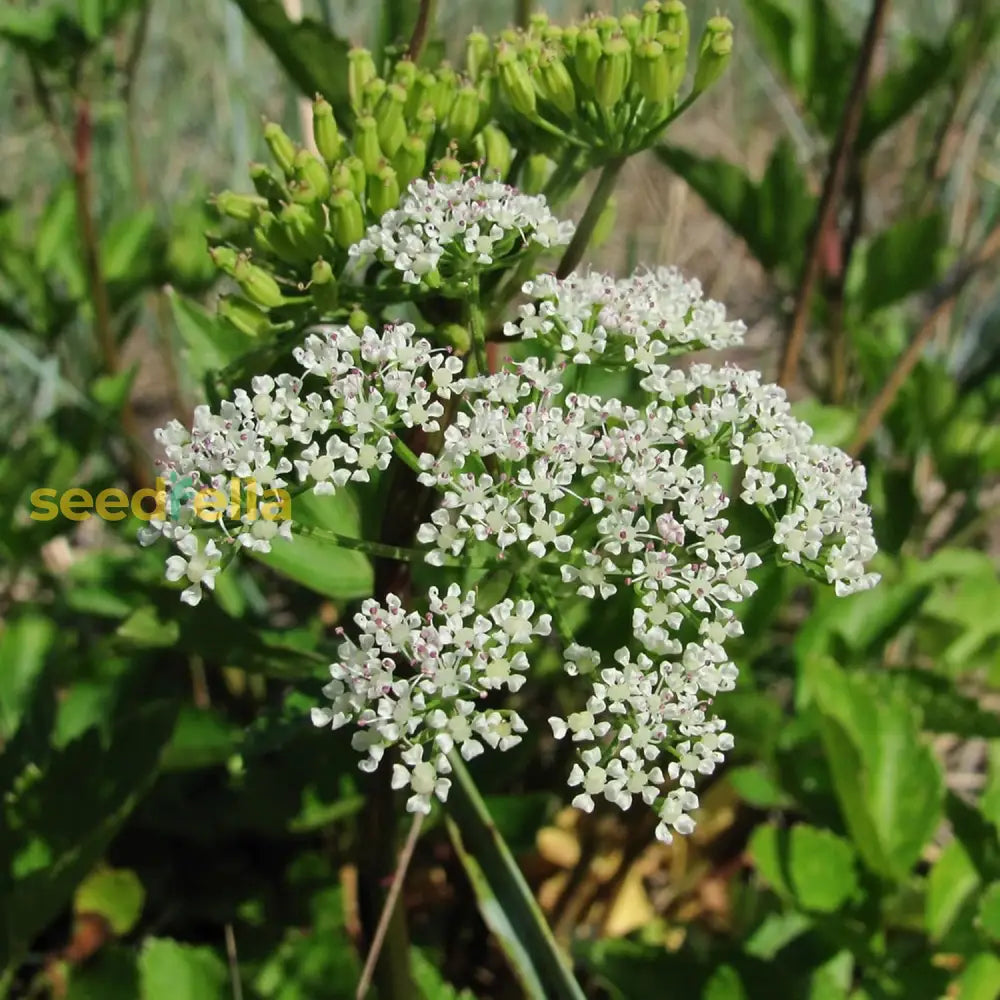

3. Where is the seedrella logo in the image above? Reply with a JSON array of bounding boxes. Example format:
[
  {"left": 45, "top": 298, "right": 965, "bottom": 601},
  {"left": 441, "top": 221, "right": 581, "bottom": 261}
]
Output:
[{"left": 165, "top": 470, "right": 196, "bottom": 521}]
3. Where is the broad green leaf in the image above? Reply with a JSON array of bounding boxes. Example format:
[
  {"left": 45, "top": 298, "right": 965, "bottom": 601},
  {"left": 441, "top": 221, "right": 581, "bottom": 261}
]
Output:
[
  {"left": 231, "top": 0, "right": 352, "bottom": 122},
  {"left": 810, "top": 659, "right": 944, "bottom": 880},
  {"left": 162, "top": 707, "right": 242, "bottom": 771},
  {"left": 977, "top": 882, "right": 1000, "bottom": 943},
  {"left": 727, "top": 765, "right": 791, "bottom": 809},
  {"left": 252, "top": 528, "right": 373, "bottom": 599},
  {"left": 955, "top": 953, "right": 1000, "bottom": 1000},
  {"left": 116, "top": 606, "right": 182, "bottom": 649},
  {"left": 926, "top": 839, "right": 980, "bottom": 941},
  {"left": 74, "top": 866, "right": 145, "bottom": 935},
  {"left": 0, "top": 613, "right": 55, "bottom": 741},
  {"left": 946, "top": 791, "right": 1000, "bottom": 883},
  {"left": 447, "top": 757, "right": 587, "bottom": 1000},
  {"left": 846, "top": 213, "right": 946, "bottom": 318},
  {"left": 750, "top": 824, "right": 859, "bottom": 913},
  {"left": 703, "top": 965, "right": 748, "bottom": 1000},
  {"left": 169, "top": 291, "right": 249, "bottom": 381},
  {"left": 139, "top": 938, "right": 227, "bottom": 1000}
]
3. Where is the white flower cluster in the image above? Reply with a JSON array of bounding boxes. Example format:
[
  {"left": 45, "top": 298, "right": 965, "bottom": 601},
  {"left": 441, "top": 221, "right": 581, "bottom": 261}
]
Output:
[
  {"left": 505, "top": 267, "right": 748, "bottom": 365},
  {"left": 145, "top": 175, "right": 879, "bottom": 840},
  {"left": 348, "top": 176, "right": 574, "bottom": 285},
  {"left": 310, "top": 585, "right": 550, "bottom": 813}
]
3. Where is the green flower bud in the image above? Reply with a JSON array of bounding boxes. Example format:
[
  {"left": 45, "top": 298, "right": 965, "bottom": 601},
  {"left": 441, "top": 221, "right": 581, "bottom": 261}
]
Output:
[
  {"left": 233, "top": 256, "right": 286, "bottom": 309},
  {"left": 438, "top": 323, "right": 471, "bottom": 354},
  {"left": 434, "top": 155, "right": 463, "bottom": 183},
  {"left": 220, "top": 295, "right": 271, "bottom": 337},
  {"left": 375, "top": 83, "right": 408, "bottom": 157},
  {"left": 620, "top": 12, "right": 641, "bottom": 43},
  {"left": 595, "top": 15, "right": 620, "bottom": 40},
  {"left": 477, "top": 70, "right": 496, "bottom": 120},
  {"left": 330, "top": 161, "right": 352, "bottom": 193},
  {"left": 214, "top": 191, "right": 266, "bottom": 223},
  {"left": 595, "top": 35, "right": 631, "bottom": 108},
  {"left": 209, "top": 246, "right": 240, "bottom": 275},
  {"left": 362, "top": 76, "right": 387, "bottom": 114},
  {"left": 263, "top": 120, "right": 297, "bottom": 177},
  {"left": 634, "top": 39, "right": 672, "bottom": 105},
  {"left": 574, "top": 28, "right": 602, "bottom": 93},
  {"left": 693, "top": 15, "right": 733, "bottom": 95},
  {"left": 292, "top": 149, "right": 331, "bottom": 203},
  {"left": 661, "top": 0, "right": 689, "bottom": 54},
  {"left": 406, "top": 71, "right": 437, "bottom": 119},
  {"left": 640, "top": 2, "right": 661, "bottom": 39},
  {"left": 497, "top": 45, "right": 536, "bottom": 117},
  {"left": 367, "top": 163, "right": 401, "bottom": 218},
  {"left": 354, "top": 115, "right": 383, "bottom": 175},
  {"left": 591, "top": 194, "right": 617, "bottom": 248},
  {"left": 348, "top": 48, "right": 377, "bottom": 111},
  {"left": 447, "top": 84, "right": 482, "bottom": 144},
  {"left": 480, "top": 123, "right": 512, "bottom": 180},
  {"left": 521, "top": 153, "right": 553, "bottom": 195},
  {"left": 562, "top": 25, "right": 580, "bottom": 55},
  {"left": 658, "top": 30, "right": 686, "bottom": 96},
  {"left": 249, "top": 162, "right": 287, "bottom": 203},
  {"left": 428, "top": 64, "right": 458, "bottom": 120},
  {"left": 528, "top": 11, "right": 549, "bottom": 38},
  {"left": 348, "top": 306, "right": 369, "bottom": 332},
  {"left": 413, "top": 102, "right": 438, "bottom": 144},
  {"left": 535, "top": 49, "right": 576, "bottom": 116},
  {"left": 280, "top": 201, "right": 327, "bottom": 258},
  {"left": 499, "top": 28, "right": 518, "bottom": 45},
  {"left": 310, "top": 258, "right": 338, "bottom": 313},
  {"left": 466, "top": 31, "right": 490, "bottom": 81},
  {"left": 312, "top": 97, "right": 343, "bottom": 166},
  {"left": 392, "top": 134, "right": 427, "bottom": 189},
  {"left": 254, "top": 211, "right": 302, "bottom": 263},
  {"left": 392, "top": 58, "right": 417, "bottom": 88},
  {"left": 345, "top": 156, "right": 367, "bottom": 197},
  {"left": 330, "top": 188, "right": 365, "bottom": 249}
]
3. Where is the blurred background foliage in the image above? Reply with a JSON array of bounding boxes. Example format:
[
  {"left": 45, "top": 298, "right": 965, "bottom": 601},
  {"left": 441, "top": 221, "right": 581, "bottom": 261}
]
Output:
[{"left": 1, "top": 0, "right": 999, "bottom": 998}]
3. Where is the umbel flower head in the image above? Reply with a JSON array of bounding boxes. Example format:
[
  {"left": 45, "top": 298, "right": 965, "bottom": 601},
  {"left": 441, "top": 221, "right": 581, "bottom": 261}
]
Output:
[{"left": 144, "top": 175, "right": 878, "bottom": 840}]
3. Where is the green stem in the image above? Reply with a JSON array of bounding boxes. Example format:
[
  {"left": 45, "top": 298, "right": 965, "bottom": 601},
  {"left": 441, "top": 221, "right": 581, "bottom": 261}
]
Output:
[
  {"left": 468, "top": 276, "right": 488, "bottom": 376},
  {"left": 391, "top": 435, "right": 424, "bottom": 474},
  {"left": 296, "top": 526, "right": 427, "bottom": 563},
  {"left": 556, "top": 156, "right": 625, "bottom": 279}
]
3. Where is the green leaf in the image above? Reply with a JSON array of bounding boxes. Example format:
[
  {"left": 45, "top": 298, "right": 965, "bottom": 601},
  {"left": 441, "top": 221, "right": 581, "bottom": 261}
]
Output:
[
  {"left": 926, "top": 839, "right": 980, "bottom": 942},
  {"left": 66, "top": 946, "right": 140, "bottom": 1000},
  {"left": 139, "top": 938, "right": 227, "bottom": 1000},
  {"left": 750, "top": 824, "right": 859, "bottom": 913},
  {"left": 955, "top": 953, "right": 1000, "bottom": 1000},
  {"left": 412, "top": 948, "right": 477, "bottom": 1000},
  {"left": 946, "top": 791, "right": 1000, "bottom": 883},
  {"left": 977, "top": 882, "right": 1000, "bottom": 943},
  {"left": 846, "top": 213, "right": 946, "bottom": 317},
  {"left": 231, "top": 0, "right": 352, "bottom": 122},
  {"left": 446, "top": 756, "right": 587, "bottom": 1000},
  {"left": 162, "top": 707, "right": 242, "bottom": 771},
  {"left": 810, "top": 659, "right": 944, "bottom": 880},
  {"left": 252, "top": 528, "right": 374, "bottom": 599},
  {"left": 74, "top": 866, "right": 145, "bottom": 935},
  {"left": 168, "top": 291, "right": 249, "bottom": 381},
  {"left": 0, "top": 6, "right": 89, "bottom": 65},
  {"left": 0, "top": 613, "right": 54, "bottom": 741},
  {"left": 703, "top": 965, "right": 748, "bottom": 1000},
  {"left": 116, "top": 606, "right": 182, "bottom": 649}
]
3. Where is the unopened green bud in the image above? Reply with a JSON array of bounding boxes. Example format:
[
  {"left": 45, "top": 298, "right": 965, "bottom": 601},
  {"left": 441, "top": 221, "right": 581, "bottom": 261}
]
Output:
[
  {"left": 330, "top": 188, "right": 365, "bottom": 249},
  {"left": 280, "top": 201, "right": 327, "bottom": 258},
  {"left": 661, "top": 1, "right": 689, "bottom": 53},
  {"left": 434, "top": 154, "right": 463, "bottom": 183},
  {"left": 481, "top": 124, "right": 512, "bottom": 180},
  {"left": 263, "top": 121, "right": 297, "bottom": 177},
  {"left": 249, "top": 162, "right": 287, "bottom": 203},
  {"left": 640, "top": 2, "right": 661, "bottom": 39},
  {"left": 220, "top": 295, "right": 271, "bottom": 337},
  {"left": 254, "top": 211, "right": 301, "bottom": 263},
  {"left": 362, "top": 76, "right": 387, "bottom": 114},
  {"left": 311, "top": 258, "right": 334, "bottom": 284},
  {"left": 499, "top": 28, "right": 518, "bottom": 45},
  {"left": 634, "top": 39, "right": 672, "bottom": 105},
  {"left": 310, "top": 258, "right": 338, "bottom": 312},
  {"left": 591, "top": 194, "right": 617, "bottom": 248},
  {"left": 345, "top": 156, "right": 367, "bottom": 197},
  {"left": 367, "top": 164, "right": 400, "bottom": 218},
  {"left": 595, "top": 36, "right": 631, "bottom": 108},
  {"left": 438, "top": 323, "right": 471, "bottom": 354},
  {"left": 348, "top": 48, "right": 377, "bottom": 110},
  {"left": 293, "top": 149, "right": 331, "bottom": 203},
  {"left": 392, "top": 134, "right": 426, "bottom": 189},
  {"left": 535, "top": 49, "right": 576, "bottom": 116},
  {"left": 429, "top": 64, "right": 458, "bottom": 120},
  {"left": 563, "top": 25, "right": 580, "bottom": 55},
  {"left": 693, "top": 15, "right": 733, "bottom": 95},
  {"left": 354, "top": 115, "right": 383, "bottom": 175},
  {"left": 527, "top": 11, "right": 549, "bottom": 38},
  {"left": 214, "top": 191, "right": 266, "bottom": 223},
  {"left": 466, "top": 31, "right": 490, "bottom": 81},
  {"left": 447, "top": 85, "right": 482, "bottom": 144},
  {"left": 209, "top": 246, "right": 240, "bottom": 275},
  {"left": 312, "top": 97, "right": 343, "bottom": 166},
  {"left": 620, "top": 12, "right": 641, "bottom": 43},
  {"left": 658, "top": 31, "right": 686, "bottom": 96},
  {"left": 392, "top": 58, "right": 417, "bottom": 88},
  {"left": 414, "top": 103, "right": 437, "bottom": 143},
  {"left": 375, "top": 83, "right": 408, "bottom": 157},
  {"left": 233, "top": 256, "right": 286, "bottom": 309},
  {"left": 574, "top": 28, "right": 602, "bottom": 92},
  {"left": 521, "top": 153, "right": 553, "bottom": 195},
  {"left": 348, "top": 306, "right": 369, "bottom": 333},
  {"left": 406, "top": 71, "right": 437, "bottom": 118},
  {"left": 497, "top": 45, "right": 536, "bottom": 117},
  {"left": 595, "top": 15, "right": 620, "bottom": 40}
]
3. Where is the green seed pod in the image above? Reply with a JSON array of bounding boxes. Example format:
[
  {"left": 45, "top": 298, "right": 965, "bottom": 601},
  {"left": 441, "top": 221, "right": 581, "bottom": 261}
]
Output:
[
  {"left": 499, "top": 28, "right": 518, "bottom": 45},
  {"left": 414, "top": 102, "right": 437, "bottom": 143},
  {"left": 428, "top": 64, "right": 458, "bottom": 120},
  {"left": 233, "top": 256, "right": 286, "bottom": 309},
  {"left": 481, "top": 123, "right": 512, "bottom": 179},
  {"left": 527, "top": 11, "right": 549, "bottom": 39},
  {"left": 280, "top": 201, "right": 327, "bottom": 258},
  {"left": 392, "top": 58, "right": 417, "bottom": 89},
  {"left": 477, "top": 69, "right": 496, "bottom": 118},
  {"left": 466, "top": 31, "right": 490, "bottom": 81},
  {"left": 263, "top": 120, "right": 297, "bottom": 177},
  {"left": 620, "top": 12, "right": 641, "bottom": 43},
  {"left": 521, "top": 153, "right": 553, "bottom": 195},
  {"left": 368, "top": 163, "right": 401, "bottom": 218},
  {"left": 438, "top": 323, "right": 471, "bottom": 354},
  {"left": 354, "top": 115, "right": 383, "bottom": 175},
  {"left": 634, "top": 39, "right": 672, "bottom": 105},
  {"left": 595, "top": 35, "right": 631, "bottom": 108},
  {"left": 310, "top": 258, "right": 338, "bottom": 313},
  {"left": 393, "top": 134, "right": 426, "bottom": 189},
  {"left": 375, "top": 83, "right": 408, "bottom": 157},
  {"left": 293, "top": 149, "right": 332, "bottom": 203},
  {"left": 348, "top": 306, "right": 369, "bottom": 332},
  {"left": 658, "top": 30, "right": 686, "bottom": 97},
  {"left": 345, "top": 156, "right": 367, "bottom": 196},
  {"left": 434, "top": 154, "right": 463, "bottom": 183},
  {"left": 640, "top": 1, "right": 661, "bottom": 39},
  {"left": 535, "top": 49, "right": 576, "bottom": 116},
  {"left": 661, "top": 0, "right": 689, "bottom": 54},
  {"left": 253, "top": 211, "right": 300, "bottom": 263},
  {"left": 447, "top": 84, "right": 482, "bottom": 144},
  {"left": 562, "top": 24, "right": 580, "bottom": 55},
  {"left": 209, "top": 246, "right": 240, "bottom": 275},
  {"left": 497, "top": 45, "right": 536, "bottom": 117},
  {"left": 249, "top": 162, "right": 287, "bottom": 203},
  {"left": 330, "top": 161, "right": 352, "bottom": 192},
  {"left": 220, "top": 295, "right": 271, "bottom": 337},
  {"left": 574, "top": 28, "right": 602, "bottom": 93},
  {"left": 591, "top": 194, "right": 617, "bottom": 248},
  {"left": 406, "top": 70, "right": 437, "bottom": 119},
  {"left": 362, "top": 76, "right": 387, "bottom": 114},
  {"left": 330, "top": 188, "right": 365, "bottom": 249},
  {"left": 595, "top": 15, "right": 620, "bottom": 40},
  {"left": 214, "top": 191, "right": 267, "bottom": 223},
  {"left": 693, "top": 15, "right": 733, "bottom": 95},
  {"left": 311, "top": 97, "right": 343, "bottom": 166},
  {"left": 348, "top": 48, "right": 377, "bottom": 111}
]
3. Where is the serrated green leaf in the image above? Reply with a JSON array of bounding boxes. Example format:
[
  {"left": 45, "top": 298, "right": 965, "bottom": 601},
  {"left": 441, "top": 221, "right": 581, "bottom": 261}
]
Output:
[
  {"left": 139, "top": 938, "right": 227, "bottom": 1000},
  {"left": 74, "top": 866, "right": 145, "bottom": 935}
]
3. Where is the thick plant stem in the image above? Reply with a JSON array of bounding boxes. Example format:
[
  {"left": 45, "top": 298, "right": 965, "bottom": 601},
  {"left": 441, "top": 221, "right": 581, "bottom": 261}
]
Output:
[
  {"left": 777, "top": 0, "right": 890, "bottom": 390},
  {"left": 468, "top": 280, "right": 488, "bottom": 376},
  {"left": 407, "top": 0, "right": 437, "bottom": 62},
  {"left": 556, "top": 157, "right": 625, "bottom": 279}
]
